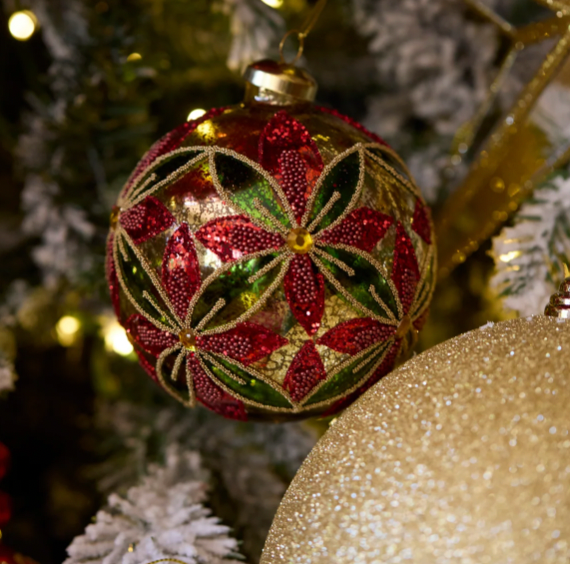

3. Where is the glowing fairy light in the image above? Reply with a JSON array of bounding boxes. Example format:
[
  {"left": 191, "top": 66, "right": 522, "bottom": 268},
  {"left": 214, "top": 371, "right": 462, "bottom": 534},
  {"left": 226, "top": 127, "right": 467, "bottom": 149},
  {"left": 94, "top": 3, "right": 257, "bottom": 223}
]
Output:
[
  {"left": 8, "top": 10, "right": 38, "bottom": 41},
  {"left": 56, "top": 315, "right": 81, "bottom": 347},
  {"left": 126, "top": 52, "right": 142, "bottom": 62},
  {"left": 261, "top": 0, "right": 283, "bottom": 7},
  {"left": 103, "top": 320, "right": 134, "bottom": 356},
  {"left": 187, "top": 108, "right": 206, "bottom": 121}
]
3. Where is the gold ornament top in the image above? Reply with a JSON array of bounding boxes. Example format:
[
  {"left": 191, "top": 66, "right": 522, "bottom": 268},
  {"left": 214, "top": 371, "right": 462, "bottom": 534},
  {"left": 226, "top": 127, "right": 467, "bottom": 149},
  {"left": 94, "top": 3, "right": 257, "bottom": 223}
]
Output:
[{"left": 545, "top": 264, "right": 570, "bottom": 318}]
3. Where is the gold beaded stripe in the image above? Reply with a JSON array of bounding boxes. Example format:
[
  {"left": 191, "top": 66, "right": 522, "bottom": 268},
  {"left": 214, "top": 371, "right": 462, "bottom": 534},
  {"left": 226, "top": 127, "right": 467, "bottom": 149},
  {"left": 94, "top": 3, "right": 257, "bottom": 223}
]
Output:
[
  {"left": 300, "top": 340, "right": 395, "bottom": 410},
  {"left": 112, "top": 138, "right": 433, "bottom": 414}
]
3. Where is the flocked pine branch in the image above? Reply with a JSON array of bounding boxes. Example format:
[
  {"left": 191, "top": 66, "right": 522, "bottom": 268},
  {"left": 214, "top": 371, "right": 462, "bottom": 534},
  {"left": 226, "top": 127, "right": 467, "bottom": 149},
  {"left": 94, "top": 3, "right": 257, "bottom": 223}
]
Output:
[
  {"left": 65, "top": 445, "right": 242, "bottom": 564},
  {"left": 92, "top": 400, "right": 318, "bottom": 561},
  {"left": 491, "top": 171, "right": 570, "bottom": 316}
]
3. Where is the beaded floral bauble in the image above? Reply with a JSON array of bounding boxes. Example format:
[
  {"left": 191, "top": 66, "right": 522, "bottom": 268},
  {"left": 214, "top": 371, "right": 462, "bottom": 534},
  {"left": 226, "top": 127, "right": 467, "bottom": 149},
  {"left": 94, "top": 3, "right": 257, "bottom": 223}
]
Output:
[
  {"left": 106, "top": 103, "right": 436, "bottom": 421},
  {"left": 261, "top": 316, "right": 570, "bottom": 563}
]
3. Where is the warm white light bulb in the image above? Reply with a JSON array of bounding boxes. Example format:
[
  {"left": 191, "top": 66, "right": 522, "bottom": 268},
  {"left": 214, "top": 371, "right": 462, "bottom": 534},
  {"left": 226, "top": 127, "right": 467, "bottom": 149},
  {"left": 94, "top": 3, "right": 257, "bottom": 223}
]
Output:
[
  {"left": 261, "top": 0, "right": 283, "bottom": 7},
  {"left": 187, "top": 108, "right": 206, "bottom": 121},
  {"left": 104, "top": 321, "right": 134, "bottom": 356},
  {"left": 8, "top": 10, "right": 37, "bottom": 41},
  {"left": 56, "top": 315, "right": 81, "bottom": 347}
]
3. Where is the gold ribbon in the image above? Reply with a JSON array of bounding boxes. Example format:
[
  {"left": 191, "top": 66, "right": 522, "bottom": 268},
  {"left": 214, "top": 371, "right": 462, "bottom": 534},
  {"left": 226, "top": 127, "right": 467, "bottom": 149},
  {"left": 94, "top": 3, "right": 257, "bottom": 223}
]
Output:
[{"left": 435, "top": 1, "right": 570, "bottom": 279}]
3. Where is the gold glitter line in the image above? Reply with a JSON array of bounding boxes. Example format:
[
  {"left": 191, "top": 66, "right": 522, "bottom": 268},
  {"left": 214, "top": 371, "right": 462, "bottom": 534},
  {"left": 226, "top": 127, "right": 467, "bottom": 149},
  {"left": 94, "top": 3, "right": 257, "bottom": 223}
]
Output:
[
  {"left": 112, "top": 232, "right": 177, "bottom": 335},
  {"left": 207, "top": 147, "right": 297, "bottom": 229},
  {"left": 362, "top": 142, "right": 416, "bottom": 184},
  {"left": 247, "top": 251, "right": 287, "bottom": 284},
  {"left": 364, "top": 147, "right": 420, "bottom": 199},
  {"left": 310, "top": 254, "right": 383, "bottom": 321},
  {"left": 194, "top": 298, "right": 226, "bottom": 332},
  {"left": 318, "top": 241, "right": 403, "bottom": 320},
  {"left": 200, "top": 257, "right": 290, "bottom": 336},
  {"left": 119, "top": 227, "right": 183, "bottom": 329},
  {"left": 306, "top": 191, "right": 341, "bottom": 233},
  {"left": 199, "top": 352, "right": 248, "bottom": 386},
  {"left": 184, "top": 246, "right": 283, "bottom": 328},
  {"left": 369, "top": 286, "right": 398, "bottom": 324},
  {"left": 184, "top": 359, "right": 196, "bottom": 408},
  {"left": 121, "top": 147, "right": 208, "bottom": 204},
  {"left": 197, "top": 353, "right": 296, "bottom": 411},
  {"left": 142, "top": 291, "right": 179, "bottom": 332},
  {"left": 311, "top": 246, "right": 355, "bottom": 277},
  {"left": 302, "top": 341, "right": 393, "bottom": 410},
  {"left": 128, "top": 152, "right": 209, "bottom": 209},
  {"left": 352, "top": 339, "right": 392, "bottom": 373},
  {"left": 410, "top": 244, "right": 437, "bottom": 322},
  {"left": 302, "top": 144, "right": 366, "bottom": 232},
  {"left": 121, "top": 172, "right": 157, "bottom": 208},
  {"left": 155, "top": 344, "right": 193, "bottom": 407},
  {"left": 253, "top": 198, "right": 289, "bottom": 234},
  {"left": 171, "top": 347, "right": 186, "bottom": 382}
]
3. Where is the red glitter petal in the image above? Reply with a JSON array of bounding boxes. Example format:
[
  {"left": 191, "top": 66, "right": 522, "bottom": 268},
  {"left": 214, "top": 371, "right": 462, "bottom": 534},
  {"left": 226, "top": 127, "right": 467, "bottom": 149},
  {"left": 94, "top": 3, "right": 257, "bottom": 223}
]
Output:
[
  {"left": 259, "top": 110, "right": 323, "bottom": 213},
  {"left": 106, "top": 234, "right": 121, "bottom": 319},
  {"left": 319, "top": 207, "right": 394, "bottom": 252},
  {"left": 317, "top": 318, "right": 395, "bottom": 355},
  {"left": 324, "top": 340, "right": 401, "bottom": 416},
  {"left": 392, "top": 222, "right": 421, "bottom": 315},
  {"left": 412, "top": 198, "right": 432, "bottom": 244},
  {"left": 315, "top": 106, "right": 389, "bottom": 147},
  {"left": 0, "top": 491, "right": 12, "bottom": 528},
  {"left": 0, "top": 442, "right": 10, "bottom": 481},
  {"left": 283, "top": 341, "right": 326, "bottom": 402},
  {"left": 119, "top": 196, "right": 175, "bottom": 245},
  {"left": 123, "top": 107, "right": 229, "bottom": 195},
  {"left": 284, "top": 255, "right": 325, "bottom": 336},
  {"left": 125, "top": 314, "right": 177, "bottom": 358},
  {"left": 188, "top": 356, "right": 247, "bottom": 421},
  {"left": 162, "top": 224, "right": 202, "bottom": 320},
  {"left": 195, "top": 215, "right": 283, "bottom": 263},
  {"left": 199, "top": 322, "right": 287, "bottom": 366}
]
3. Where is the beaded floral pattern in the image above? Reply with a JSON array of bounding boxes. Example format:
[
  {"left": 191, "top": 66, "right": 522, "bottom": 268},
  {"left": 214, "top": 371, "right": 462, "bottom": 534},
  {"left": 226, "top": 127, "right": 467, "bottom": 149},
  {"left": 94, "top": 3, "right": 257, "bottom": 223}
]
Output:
[{"left": 107, "top": 107, "right": 435, "bottom": 420}]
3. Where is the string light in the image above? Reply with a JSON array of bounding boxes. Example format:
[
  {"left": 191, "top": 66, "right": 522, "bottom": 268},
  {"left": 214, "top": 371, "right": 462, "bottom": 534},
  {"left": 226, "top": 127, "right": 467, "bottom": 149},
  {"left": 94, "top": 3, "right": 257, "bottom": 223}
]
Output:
[
  {"left": 126, "top": 52, "right": 142, "bottom": 62},
  {"left": 8, "top": 10, "right": 38, "bottom": 41},
  {"left": 187, "top": 108, "right": 206, "bottom": 121},
  {"left": 103, "top": 319, "right": 134, "bottom": 356},
  {"left": 261, "top": 0, "right": 283, "bottom": 7},
  {"left": 56, "top": 315, "right": 81, "bottom": 347}
]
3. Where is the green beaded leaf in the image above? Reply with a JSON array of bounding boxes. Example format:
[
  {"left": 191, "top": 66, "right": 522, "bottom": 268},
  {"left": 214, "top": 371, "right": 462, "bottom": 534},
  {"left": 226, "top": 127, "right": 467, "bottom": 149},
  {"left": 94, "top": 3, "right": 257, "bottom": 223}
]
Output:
[
  {"left": 191, "top": 252, "right": 285, "bottom": 330},
  {"left": 308, "top": 150, "right": 363, "bottom": 232},
  {"left": 212, "top": 152, "right": 291, "bottom": 230},
  {"left": 202, "top": 355, "right": 292, "bottom": 408},
  {"left": 127, "top": 149, "right": 207, "bottom": 201},
  {"left": 115, "top": 236, "right": 174, "bottom": 328},
  {"left": 305, "top": 341, "right": 391, "bottom": 406},
  {"left": 317, "top": 246, "right": 397, "bottom": 319}
]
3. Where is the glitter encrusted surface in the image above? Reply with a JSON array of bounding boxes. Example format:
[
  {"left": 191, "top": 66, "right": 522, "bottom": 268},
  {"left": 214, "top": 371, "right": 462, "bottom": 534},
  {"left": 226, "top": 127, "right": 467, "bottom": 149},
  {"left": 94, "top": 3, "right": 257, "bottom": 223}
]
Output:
[
  {"left": 107, "top": 103, "right": 436, "bottom": 420},
  {"left": 262, "top": 316, "right": 570, "bottom": 562}
]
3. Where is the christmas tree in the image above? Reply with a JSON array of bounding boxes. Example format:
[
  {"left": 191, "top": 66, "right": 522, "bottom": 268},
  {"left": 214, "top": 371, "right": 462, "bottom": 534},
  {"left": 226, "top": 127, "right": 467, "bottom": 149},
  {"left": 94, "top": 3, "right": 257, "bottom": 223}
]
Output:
[{"left": 0, "top": 0, "right": 569, "bottom": 562}]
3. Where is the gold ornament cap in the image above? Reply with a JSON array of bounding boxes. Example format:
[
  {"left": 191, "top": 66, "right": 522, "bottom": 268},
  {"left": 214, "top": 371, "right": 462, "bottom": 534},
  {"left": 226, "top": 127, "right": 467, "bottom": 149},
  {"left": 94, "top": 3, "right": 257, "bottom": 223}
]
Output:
[
  {"left": 243, "top": 59, "right": 317, "bottom": 105},
  {"left": 544, "top": 264, "right": 570, "bottom": 319}
]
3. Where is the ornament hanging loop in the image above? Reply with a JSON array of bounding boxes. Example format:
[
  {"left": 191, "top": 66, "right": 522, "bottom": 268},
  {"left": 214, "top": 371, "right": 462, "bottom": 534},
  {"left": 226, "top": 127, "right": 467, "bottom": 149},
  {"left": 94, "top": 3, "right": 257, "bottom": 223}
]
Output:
[
  {"left": 279, "top": 29, "right": 305, "bottom": 65},
  {"left": 278, "top": 0, "right": 328, "bottom": 66}
]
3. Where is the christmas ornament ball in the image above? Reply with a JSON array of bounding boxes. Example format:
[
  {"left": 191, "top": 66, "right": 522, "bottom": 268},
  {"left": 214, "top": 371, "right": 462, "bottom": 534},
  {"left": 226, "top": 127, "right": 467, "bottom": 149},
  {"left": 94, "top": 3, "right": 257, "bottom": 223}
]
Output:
[
  {"left": 106, "top": 60, "right": 435, "bottom": 421},
  {"left": 261, "top": 316, "right": 570, "bottom": 563}
]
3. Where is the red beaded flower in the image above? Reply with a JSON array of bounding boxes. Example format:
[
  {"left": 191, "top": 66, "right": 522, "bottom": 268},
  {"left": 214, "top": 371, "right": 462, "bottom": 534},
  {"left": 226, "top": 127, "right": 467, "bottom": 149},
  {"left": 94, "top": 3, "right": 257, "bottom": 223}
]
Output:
[
  {"left": 196, "top": 111, "right": 394, "bottom": 337},
  {"left": 112, "top": 206, "right": 288, "bottom": 419}
]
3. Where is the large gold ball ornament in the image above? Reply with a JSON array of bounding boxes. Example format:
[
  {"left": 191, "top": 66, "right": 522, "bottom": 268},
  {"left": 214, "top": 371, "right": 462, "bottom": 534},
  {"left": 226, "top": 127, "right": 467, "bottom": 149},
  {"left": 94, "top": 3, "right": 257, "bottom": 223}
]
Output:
[
  {"left": 106, "top": 60, "right": 435, "bottom": 421},
  {"left": 261, "top": 316, "right": 570, "bottom": 562}
]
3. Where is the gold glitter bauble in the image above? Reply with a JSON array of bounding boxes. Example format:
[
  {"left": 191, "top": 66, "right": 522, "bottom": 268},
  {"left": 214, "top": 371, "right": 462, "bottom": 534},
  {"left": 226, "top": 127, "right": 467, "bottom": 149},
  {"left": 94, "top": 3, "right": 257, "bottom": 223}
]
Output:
[{"left": 262, "top": 316, "right": 570, "bottom": 563}]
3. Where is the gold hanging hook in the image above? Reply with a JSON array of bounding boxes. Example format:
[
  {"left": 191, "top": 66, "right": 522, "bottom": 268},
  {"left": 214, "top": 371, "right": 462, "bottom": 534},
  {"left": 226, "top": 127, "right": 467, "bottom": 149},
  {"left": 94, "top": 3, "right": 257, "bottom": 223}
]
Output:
[{"left": 278, "top": 0, "right": 328, "bottom": 65}]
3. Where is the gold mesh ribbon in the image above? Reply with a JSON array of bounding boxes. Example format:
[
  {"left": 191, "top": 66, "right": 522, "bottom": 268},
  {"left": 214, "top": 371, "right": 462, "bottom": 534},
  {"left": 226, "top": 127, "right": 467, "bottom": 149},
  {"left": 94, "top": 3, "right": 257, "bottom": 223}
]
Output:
[{"left": 436, "top": 0, "right": 570, "bottom": 279}]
